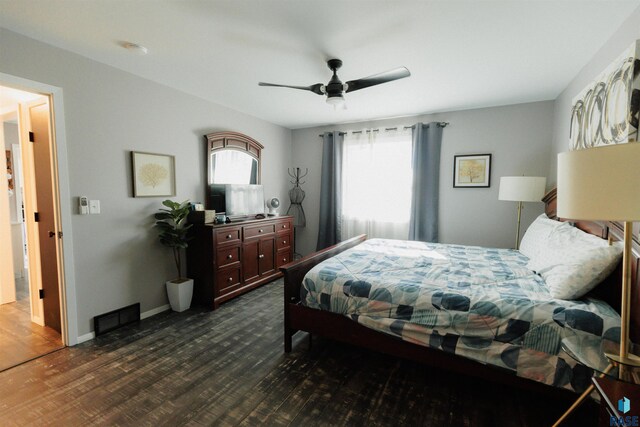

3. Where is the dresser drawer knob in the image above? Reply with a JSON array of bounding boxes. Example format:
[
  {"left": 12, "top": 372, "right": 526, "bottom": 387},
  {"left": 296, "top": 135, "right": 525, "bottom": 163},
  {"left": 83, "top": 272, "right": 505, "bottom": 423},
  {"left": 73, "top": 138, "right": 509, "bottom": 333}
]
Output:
[
  {"left": 259, "top": 254, "right": 264, "bottom": 259},
  {"left": 283, "top": 240, "right": 287, "bottom": 244},
  {"left": 228, "top": 277, "right": 233, "bottom": 282},
  {"left": 227, "top": 254, "right": 233, "bottom": 259},
  {"left": 283, "top": 258, "right": 287, "bottom": 262},
  {"left": 259, "top": 229, "right": 263, "bottom": 233},
  {"left": 282, "top": 225, "right": 287, "bottom": 228},
  {"left": 226, "top": 234, "right": 232, "bottom": 239}
]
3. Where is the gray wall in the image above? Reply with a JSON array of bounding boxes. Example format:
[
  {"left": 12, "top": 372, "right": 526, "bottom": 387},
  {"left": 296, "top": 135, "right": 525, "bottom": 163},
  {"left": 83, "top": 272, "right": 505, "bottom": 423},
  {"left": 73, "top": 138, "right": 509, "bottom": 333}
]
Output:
[
  {"left": 549, "top": 6, "right": 640, "bottom": 186},
  {"left": 0, "top": 29, "right": 292, "bottom": 338},
  {"left": 291, "top": 101, "right": 554, "bottom": 256}
]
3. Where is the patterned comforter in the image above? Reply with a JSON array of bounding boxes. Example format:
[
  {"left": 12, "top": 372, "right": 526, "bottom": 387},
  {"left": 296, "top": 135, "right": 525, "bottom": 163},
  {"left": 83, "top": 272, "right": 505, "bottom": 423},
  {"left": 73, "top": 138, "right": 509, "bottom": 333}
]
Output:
[{"left": 301, "top": 239, "right": 621, "bottom": 392}]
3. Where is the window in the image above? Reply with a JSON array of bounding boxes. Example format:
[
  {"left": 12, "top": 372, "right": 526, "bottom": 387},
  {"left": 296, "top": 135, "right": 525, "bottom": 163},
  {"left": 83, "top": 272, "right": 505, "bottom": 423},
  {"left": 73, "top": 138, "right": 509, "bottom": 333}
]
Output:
[{"left": 341, "top": 129, "right": 412, "bottom": 240}]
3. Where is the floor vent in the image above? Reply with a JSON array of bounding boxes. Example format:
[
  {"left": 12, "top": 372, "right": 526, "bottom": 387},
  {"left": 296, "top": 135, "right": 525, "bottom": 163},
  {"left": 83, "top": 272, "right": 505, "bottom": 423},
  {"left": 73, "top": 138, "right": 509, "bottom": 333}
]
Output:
[{"left": 94, "top": 303, "right": 140, "bottom": 336}]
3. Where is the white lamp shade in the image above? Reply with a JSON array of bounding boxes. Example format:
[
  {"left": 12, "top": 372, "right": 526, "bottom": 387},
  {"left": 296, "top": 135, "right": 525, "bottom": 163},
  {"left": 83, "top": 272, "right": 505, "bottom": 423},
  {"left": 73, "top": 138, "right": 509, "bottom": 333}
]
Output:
[
  {"left": 498, "top": 176, "right": 547, "bottom": 202},
  {"left": 557, "top": 143, "right": 640, "bottom": 221}
]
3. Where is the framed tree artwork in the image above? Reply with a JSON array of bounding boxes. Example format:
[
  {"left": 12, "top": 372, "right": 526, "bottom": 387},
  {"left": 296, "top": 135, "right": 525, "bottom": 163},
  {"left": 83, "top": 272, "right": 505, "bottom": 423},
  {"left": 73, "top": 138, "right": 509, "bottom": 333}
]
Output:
[
  {"left": 453, "top": 154, "right": 491, "bottom": 188},
  {"left": 131, "top": 151, "right": 176, "bottom": 197}
]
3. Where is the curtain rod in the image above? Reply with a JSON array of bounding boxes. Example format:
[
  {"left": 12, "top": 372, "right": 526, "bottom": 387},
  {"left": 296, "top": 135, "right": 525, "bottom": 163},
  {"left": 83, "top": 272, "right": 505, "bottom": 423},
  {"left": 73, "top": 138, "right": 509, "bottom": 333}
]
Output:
[{"left": 318, "top": 122, "right": 449, "bottom": 137}]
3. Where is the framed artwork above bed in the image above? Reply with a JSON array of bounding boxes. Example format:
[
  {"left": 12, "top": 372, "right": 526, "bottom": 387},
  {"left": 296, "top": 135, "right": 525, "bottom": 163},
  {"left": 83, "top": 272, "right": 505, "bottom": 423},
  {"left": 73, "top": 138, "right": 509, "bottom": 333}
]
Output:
[
  {"left": 570, "top": 39, "right": 640, "bottom": 150},
  {"left": 453, "top": 153, "right": 491, "bottom": 188}
]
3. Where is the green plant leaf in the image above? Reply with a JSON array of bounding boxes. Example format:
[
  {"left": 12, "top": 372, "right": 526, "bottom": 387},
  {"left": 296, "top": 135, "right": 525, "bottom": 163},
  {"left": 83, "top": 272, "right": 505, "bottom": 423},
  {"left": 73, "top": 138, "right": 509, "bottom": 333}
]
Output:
[
  {"left": 154, "top": 199, "right": 192, "bottom": 277},
  {"left": 154, "top": 212, "right": 172, "bottom": 220}
]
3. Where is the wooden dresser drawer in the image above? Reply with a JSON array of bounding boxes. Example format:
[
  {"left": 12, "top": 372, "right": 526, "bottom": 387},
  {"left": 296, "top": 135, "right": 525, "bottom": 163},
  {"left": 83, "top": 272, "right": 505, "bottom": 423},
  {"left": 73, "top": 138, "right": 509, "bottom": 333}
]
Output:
[
  {"left": 216, "top": 246, "right": 240, "bottom": 269},
  {"left": 244, "top": 223, "right": 275, "bottom": 239},
  {"left": 216, "top": 228, "right": 241, "bottom": 245},
  {"left": 217, "top": 267, "right": 241, "bottom": 292},
  {"left": 276, "top": 233, "right": 291, "bottom": 250},
  {"left": 276, "top": 248, "right": 292, "bottom": 268},
  {"left": 276, "top": 221, "right": 291, "bottom": 233}
]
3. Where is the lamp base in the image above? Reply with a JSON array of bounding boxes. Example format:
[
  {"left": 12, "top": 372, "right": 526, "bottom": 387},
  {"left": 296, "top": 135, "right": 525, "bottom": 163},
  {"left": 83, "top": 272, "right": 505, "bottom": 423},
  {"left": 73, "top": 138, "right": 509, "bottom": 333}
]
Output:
[{"left": 515, "top": 201, "right": 523, "bottom": 250}]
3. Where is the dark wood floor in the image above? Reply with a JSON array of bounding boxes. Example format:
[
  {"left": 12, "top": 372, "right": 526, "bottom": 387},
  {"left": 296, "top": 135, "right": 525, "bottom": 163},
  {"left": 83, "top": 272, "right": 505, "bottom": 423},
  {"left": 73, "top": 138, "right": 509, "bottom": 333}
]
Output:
[
  {"left": 0, "top": 277, "right": 63, "bottom": 372},
  {"left": 0, "top": 279, "right": 596, "bottom": 426}
]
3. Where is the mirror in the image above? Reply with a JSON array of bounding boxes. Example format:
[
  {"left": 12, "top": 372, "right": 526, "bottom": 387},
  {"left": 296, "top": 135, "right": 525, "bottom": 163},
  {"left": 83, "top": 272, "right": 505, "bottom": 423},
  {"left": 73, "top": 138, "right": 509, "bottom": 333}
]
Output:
[
  {"left": 209, "top": 150, "right": 258, "bottom": 185},
  {"left": 205, "top": 132, "right": 264, "bottom": 209}
]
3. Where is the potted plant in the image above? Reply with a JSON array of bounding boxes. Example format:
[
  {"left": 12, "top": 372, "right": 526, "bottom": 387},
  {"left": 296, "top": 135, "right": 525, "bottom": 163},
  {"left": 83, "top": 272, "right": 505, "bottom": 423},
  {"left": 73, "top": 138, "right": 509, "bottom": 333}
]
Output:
[{"left": 154, "top": 199, "right": 193, "bottom": 312}]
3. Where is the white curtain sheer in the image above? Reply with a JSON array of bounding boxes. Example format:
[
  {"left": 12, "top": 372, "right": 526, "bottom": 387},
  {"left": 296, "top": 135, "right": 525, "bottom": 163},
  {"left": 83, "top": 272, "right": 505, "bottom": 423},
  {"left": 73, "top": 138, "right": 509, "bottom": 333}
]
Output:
[{"left": 341, "top": 128, "right": 413, "bottom": 240}]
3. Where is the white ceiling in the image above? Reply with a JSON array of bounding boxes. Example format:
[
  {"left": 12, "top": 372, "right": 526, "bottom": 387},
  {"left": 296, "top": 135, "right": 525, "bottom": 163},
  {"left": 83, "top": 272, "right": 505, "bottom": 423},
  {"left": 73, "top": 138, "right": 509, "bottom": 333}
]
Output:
[{"left": 1, "top": 1, "right": 638, "bottom": 129}]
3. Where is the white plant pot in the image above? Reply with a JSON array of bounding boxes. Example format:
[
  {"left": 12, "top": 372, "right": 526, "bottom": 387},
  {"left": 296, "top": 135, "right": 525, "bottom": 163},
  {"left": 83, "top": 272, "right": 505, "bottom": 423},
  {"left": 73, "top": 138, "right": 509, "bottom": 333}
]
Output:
[{"left": 166, "top": 278, "right": 193, "bottom": 312}]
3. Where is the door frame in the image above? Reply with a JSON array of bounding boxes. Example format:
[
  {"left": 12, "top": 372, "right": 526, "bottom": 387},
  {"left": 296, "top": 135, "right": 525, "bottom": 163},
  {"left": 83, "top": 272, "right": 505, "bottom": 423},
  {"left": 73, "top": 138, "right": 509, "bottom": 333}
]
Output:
[{"left": 1, "top": 72, "right": 78, "bottom": 346}]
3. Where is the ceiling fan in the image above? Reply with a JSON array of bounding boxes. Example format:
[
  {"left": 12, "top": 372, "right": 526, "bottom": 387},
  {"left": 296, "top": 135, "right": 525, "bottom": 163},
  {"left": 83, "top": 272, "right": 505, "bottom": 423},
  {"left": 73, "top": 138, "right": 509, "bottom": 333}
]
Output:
[{"left": 258, "top": 59, "right": 410, "bottom": 107}]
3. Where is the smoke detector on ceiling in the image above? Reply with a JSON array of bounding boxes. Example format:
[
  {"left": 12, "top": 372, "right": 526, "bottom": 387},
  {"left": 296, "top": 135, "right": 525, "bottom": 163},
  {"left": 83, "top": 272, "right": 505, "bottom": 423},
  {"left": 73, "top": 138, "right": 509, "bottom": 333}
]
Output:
[{"left": 119, "top": 41, "right": 148, "bottom": 55}]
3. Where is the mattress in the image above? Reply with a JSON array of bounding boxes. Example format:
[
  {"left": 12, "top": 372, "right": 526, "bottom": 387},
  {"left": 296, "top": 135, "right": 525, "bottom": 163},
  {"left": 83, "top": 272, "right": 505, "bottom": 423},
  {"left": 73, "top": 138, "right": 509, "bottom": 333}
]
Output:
[{"left": 301, "top": 238, "right": 621, "bottom": 392}]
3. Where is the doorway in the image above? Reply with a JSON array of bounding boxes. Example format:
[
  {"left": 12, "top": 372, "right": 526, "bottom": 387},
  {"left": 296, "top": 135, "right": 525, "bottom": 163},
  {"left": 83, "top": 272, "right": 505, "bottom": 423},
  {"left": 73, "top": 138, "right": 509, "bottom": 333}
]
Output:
[{"left": 0, "top": 85, "right": 65, "bottom": 371}]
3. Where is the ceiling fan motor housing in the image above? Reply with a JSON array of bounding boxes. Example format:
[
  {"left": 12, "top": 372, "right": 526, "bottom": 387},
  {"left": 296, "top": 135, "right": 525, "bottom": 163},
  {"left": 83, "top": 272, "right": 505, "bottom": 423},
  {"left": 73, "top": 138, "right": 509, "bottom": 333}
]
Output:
[{"left": 326, "top": 59, "right": 347, "bottom": 97}]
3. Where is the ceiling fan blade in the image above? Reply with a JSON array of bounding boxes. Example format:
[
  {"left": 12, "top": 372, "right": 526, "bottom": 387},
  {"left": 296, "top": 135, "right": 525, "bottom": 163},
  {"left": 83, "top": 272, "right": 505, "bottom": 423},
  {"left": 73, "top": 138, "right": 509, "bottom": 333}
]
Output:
[
  {"left": 258, "top": 82, "right": 324, "bottom": 95},
  {"left": 345, "top": 67, "right": 410, "bottom": 93}
]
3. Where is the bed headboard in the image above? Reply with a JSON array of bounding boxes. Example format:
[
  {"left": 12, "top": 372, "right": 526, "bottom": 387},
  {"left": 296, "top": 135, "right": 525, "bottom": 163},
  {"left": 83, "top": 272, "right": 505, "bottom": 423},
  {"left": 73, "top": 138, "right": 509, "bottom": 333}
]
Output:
[{"left": 542, "top": 187, "right": 640, "bottom": 343}]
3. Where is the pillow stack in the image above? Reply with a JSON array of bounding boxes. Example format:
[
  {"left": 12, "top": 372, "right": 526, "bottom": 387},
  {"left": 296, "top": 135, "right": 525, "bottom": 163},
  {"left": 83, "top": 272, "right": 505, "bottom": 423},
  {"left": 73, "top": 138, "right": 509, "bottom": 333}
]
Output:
[{"left": 519, "top": 214, "right": 622, "bottom": 300}]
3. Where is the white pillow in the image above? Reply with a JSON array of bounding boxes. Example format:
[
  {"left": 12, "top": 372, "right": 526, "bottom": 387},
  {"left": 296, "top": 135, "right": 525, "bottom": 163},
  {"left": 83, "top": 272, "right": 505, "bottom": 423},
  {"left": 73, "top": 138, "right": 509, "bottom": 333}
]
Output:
[
  {"left": 525, "top": 221, "right": 622, "bottom": 300},
  {"left": 519, "top": 214, "right": 564, "bottom": 261}
]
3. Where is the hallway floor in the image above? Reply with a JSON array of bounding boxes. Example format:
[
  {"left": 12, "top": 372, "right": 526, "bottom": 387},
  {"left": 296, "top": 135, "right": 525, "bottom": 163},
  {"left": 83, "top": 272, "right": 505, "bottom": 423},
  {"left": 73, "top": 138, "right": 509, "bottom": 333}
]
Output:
[{"left": 0, "top": 277, "right": 63, "bottom": 372}]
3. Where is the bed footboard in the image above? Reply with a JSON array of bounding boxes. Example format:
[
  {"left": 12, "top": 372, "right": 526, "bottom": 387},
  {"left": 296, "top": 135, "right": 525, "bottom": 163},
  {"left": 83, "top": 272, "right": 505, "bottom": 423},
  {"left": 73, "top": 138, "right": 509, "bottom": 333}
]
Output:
[{"left": 279, "top": 234, "right": 367, "bottom": 352}]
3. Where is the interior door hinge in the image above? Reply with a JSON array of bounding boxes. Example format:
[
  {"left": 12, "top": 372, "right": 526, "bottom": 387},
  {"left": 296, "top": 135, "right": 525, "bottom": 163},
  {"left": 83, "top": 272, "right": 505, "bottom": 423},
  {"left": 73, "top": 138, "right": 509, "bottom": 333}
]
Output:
[
  {"left": 39, "top": 289, "right": 44, "bottom": 299},
  {"left": 29, "top": 131, "right": 34, "bottom": 142},
  {"left": 58, "top": 231, "right": 64, "bottom": 239},
  {"left": 34, "top": 212, "right": 40, "bottom": 222}
]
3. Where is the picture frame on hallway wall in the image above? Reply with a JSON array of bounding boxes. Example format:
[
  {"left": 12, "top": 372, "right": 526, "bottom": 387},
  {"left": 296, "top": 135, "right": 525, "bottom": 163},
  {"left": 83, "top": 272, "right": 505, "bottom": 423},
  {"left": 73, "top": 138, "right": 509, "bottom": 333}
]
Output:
[
  {"left": 453, "top": 154, "right": 491, "bottom": 188},
  {"left": 131, "top": 151, "right": 176, "bottom": 197}
]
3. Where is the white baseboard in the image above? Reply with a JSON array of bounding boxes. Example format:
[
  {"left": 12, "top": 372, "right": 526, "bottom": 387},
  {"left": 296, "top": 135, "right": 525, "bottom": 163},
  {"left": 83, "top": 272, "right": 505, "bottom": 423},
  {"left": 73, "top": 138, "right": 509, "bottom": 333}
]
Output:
[
  {"left": 76, "top": 331, "right": 95, "bottom": 344},
  {"left": 75, "top": 304, "right": 171, "bottom": 345},
  {"left": 141, "top": 304, "right": 170, "bottom": 320}
]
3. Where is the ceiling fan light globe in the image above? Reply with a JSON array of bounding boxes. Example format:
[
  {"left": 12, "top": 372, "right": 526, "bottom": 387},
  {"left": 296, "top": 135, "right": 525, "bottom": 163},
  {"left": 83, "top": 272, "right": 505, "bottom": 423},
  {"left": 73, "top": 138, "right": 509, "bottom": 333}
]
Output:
[{"left": 326, "top": 94, "right": 345, "bottom": 107}]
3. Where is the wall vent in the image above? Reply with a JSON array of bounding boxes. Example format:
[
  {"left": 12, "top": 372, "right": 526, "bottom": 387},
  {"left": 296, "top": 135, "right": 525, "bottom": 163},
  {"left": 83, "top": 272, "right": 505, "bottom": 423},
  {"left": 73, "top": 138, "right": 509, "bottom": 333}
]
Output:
[{"left": 94, "top": 303, "right": 140, "bottom": 336}]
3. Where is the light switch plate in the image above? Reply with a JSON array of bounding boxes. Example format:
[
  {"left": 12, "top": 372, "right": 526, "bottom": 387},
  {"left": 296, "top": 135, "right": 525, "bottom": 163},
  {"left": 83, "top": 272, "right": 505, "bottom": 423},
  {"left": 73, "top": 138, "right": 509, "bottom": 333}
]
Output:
[{"left": 89, "top": 199, "right": 101, "bottom": 214}]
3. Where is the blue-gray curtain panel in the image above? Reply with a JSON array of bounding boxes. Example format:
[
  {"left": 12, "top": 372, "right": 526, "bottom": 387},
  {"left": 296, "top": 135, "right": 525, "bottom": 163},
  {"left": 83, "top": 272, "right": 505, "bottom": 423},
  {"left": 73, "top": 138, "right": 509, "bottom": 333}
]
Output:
[
  {"left": 316, "top": 131, "right": 344, "bottom": 250},
  {"left": 408, "top": 122, "right": 443, "bottom": 242},
  {"left": 250, "top": 160, "right": 258, "bottom": 184}
]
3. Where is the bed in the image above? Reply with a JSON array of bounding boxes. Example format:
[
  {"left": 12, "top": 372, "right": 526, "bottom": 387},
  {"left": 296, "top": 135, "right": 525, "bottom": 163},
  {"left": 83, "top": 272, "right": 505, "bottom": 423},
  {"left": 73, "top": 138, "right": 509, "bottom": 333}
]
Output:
[{"left": 280, "top": 189, "right": 640, "bottom": 398}]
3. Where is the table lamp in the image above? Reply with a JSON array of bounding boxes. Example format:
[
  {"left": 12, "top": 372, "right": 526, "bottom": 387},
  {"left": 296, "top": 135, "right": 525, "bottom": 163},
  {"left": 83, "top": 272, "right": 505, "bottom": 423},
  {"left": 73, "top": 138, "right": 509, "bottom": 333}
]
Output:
[
  {"left": 498, "top": 176, "right": 547, "bottom": 249},
  {"left": 558, "top": 142, "right": 640, "bottom": 369}
]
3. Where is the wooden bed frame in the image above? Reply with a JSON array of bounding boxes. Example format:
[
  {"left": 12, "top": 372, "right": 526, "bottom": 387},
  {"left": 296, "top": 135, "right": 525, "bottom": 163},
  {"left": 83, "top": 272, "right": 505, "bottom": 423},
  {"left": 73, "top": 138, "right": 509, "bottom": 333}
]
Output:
[{"left": 280, "top": 188, "right": 640, "bottom": 398}]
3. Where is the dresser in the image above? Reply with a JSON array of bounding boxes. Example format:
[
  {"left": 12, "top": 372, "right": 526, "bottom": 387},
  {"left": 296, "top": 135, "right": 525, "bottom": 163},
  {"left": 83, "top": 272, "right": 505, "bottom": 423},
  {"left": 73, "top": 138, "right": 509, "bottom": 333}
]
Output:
[{"left": 187, "top": 216, "right": 293, "bottom": 309}]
